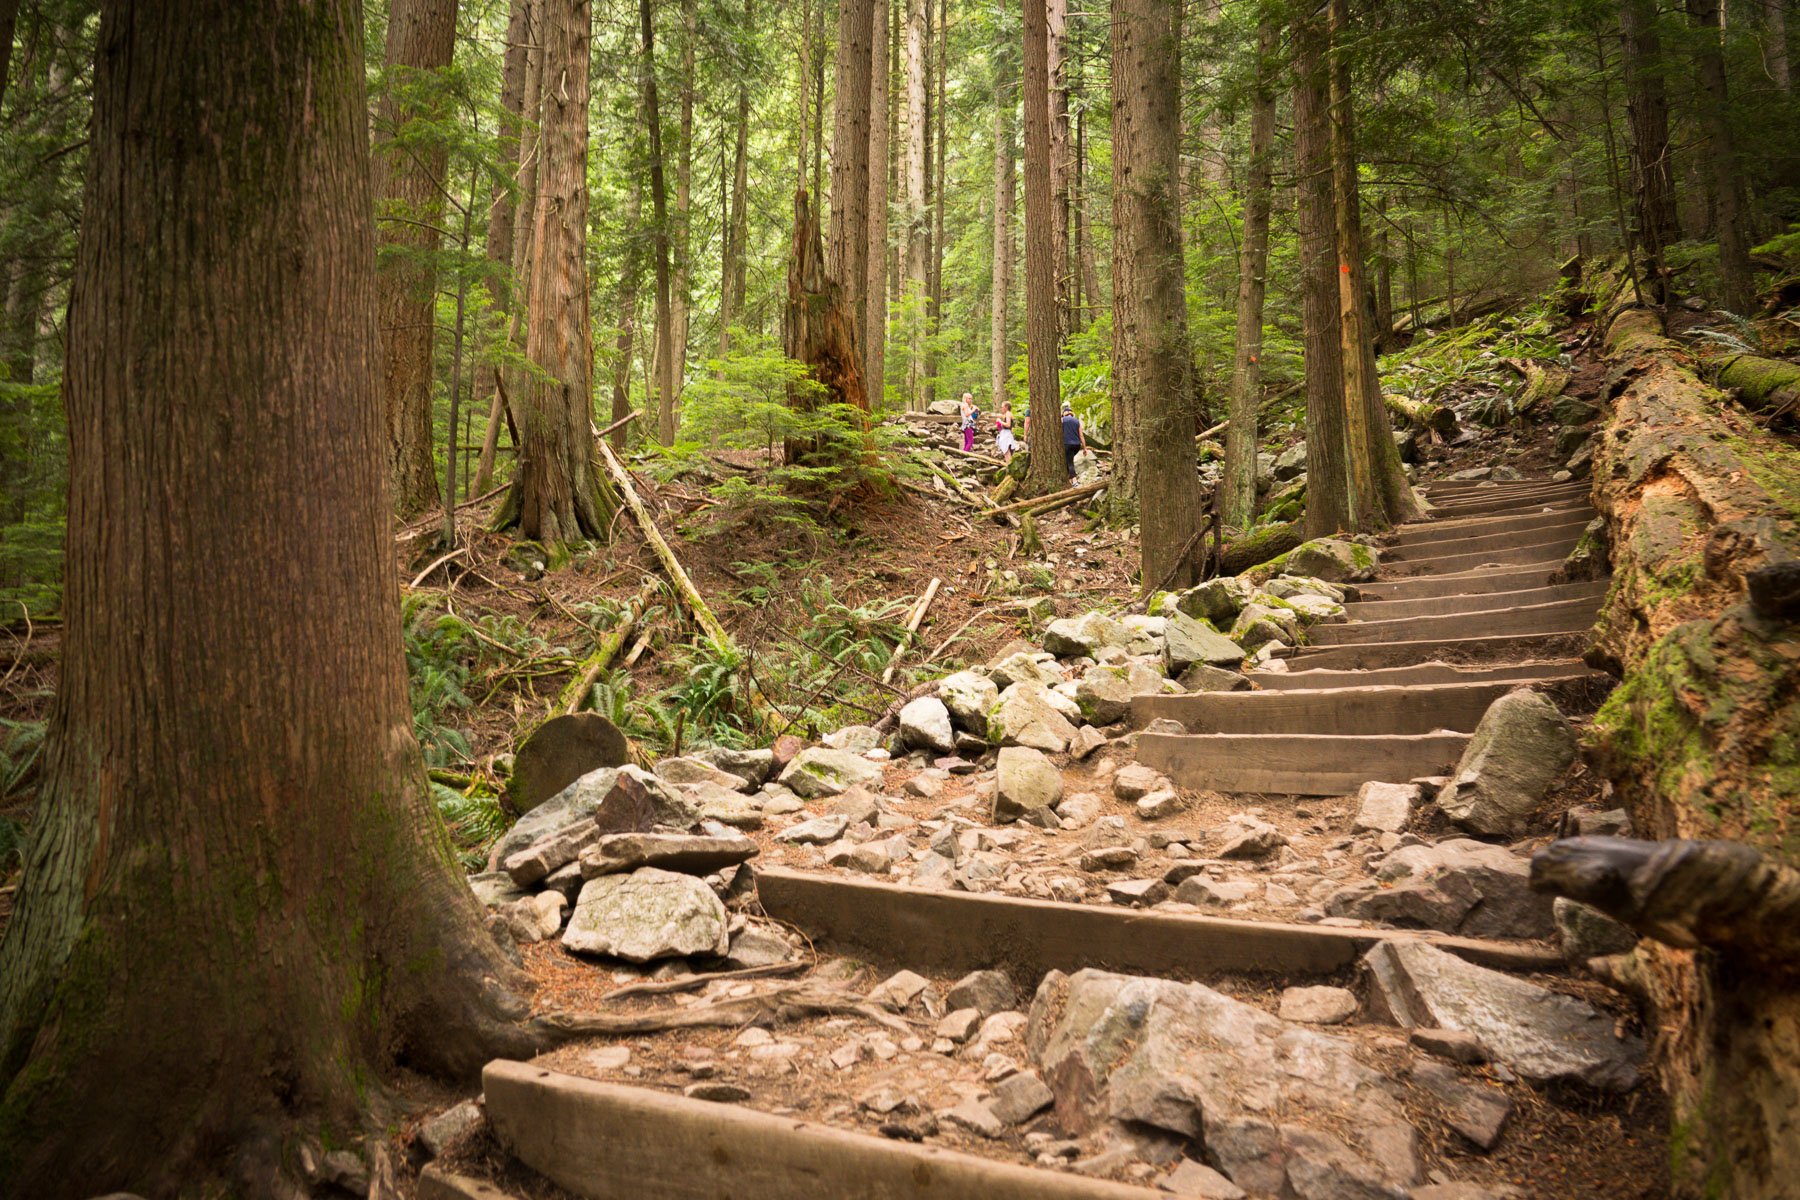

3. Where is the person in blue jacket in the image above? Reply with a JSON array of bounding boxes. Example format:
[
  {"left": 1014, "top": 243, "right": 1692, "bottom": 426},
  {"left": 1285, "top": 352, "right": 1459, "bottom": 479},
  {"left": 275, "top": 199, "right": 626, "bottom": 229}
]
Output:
[{"left": 1060, "top": 403, "right": 1086, "bottom": 480}]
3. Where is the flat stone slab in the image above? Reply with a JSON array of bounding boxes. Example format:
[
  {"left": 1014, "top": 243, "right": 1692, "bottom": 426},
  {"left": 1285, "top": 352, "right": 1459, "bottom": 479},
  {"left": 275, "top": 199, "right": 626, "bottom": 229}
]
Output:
[
  {"left": 562, "top": 867, "right": 729, "bottom": 962},
  {"left": 580, "top": 831, "right": 758, "bottom": 877}
]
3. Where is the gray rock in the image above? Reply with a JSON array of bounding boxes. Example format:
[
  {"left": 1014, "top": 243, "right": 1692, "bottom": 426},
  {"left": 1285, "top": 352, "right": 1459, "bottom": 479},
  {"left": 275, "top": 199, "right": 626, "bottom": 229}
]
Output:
[
  {"left": 1229, "top": 605, "right": 1295, "bottom": 653},
  {"left": 1218, "top": 814, "right": 1287, "bottom": 860},
  {"left": 502, "top": 818, "right": 604, "bottom": 886},
  {"left": 868, "top": 969, "right": 932, "bottom": 1010},
  {"left": 418, "top": 1099, "right": 484, "bottom": 1158},
  {"left": 468, "top": 871, "right": 527, "bottom": 909},
  {"left": 940, "top": 1099, "right": 1005, "bottom": 1139},
  {"left": 989, "top": 651, "right": 1065, "bottom": 689},
  {"left": 1353, "top": 782, "right": 1419, "bottom": 834},
  {"left": 1075, "top": 661, "right": 1163, "bottom": 724},
  {"left": 776, "top": 813, "right": 850, "bottom": 844},
  {"left": 1329, "top": 838, "right": 1554, "bottom": 940},
  {"left": 1273, "top": 441, "right": 1309, "bottom": 481},
  {"left": 725, "top": 925, "right": 799, "bottom": 969},
  {"left": 1177, "top": 662, "right": 1251, "bottom": 692},
  {"left": 938, "top": 670, "right": 1001, "bottom": 730},
  {"left": 1554, "top": 896, "right": 1638, "bottom": 963},
  {"left": 1106, "top": 878, "right": 1170, "bottom": 906},
  {"left": 507, "top": 712, "right": 630, "bottom": 814},
  {"left": 698, "top": 746, "right": 777, "bottom": 787},
  {"left": 1409, "top": 1060, "right": 1512, "bottom": 1150},
  {"left": 1172, "top": 575, "right": 1257, "bottom": 626},
  {"left": 898, "top": 696, "right": 956, "bottom": 753},
  {"left": 990, "top": 1070, "right": 1055, "bottom": 1124},
  {"left": 1263, "top": 575, "right": 1347, "bottom": 604},
  {"left": 988, "top": 682, "right": 1080, "bottom": 753},
  {"left": 579, "top": 831, "right": 758, "bottom": 877},
  {"left": 499, "top": 892, "right": 568, "bottom": 944},
  {"left": 995, "top": 746, "right": 1064, "bottom": 823},
  {"left": 1044, "top": 611, "right": 1131, "bottom": 658},
  {"left": 779, "top": 747, "right": 886, "bottom": 798},
  {"left": 1362, "top": 939, "right": 1643, "bottom": 1091},
  {"left": 1136, "top": 790, "right": 1184, "bottom": 820},
  {"left": 1027, "top": 969, "right": 1418, "bottom": 1193},
  {"left": 1175, "top": 876, "right": 1257, "bottom": 906},
  {"left": 1113, "top": 763, "right": 1168, "bottom": 800},
  {"left": 655, "top": 756, "right": 752, "bottom": 792},
  {"left": 1282, "top": 538, "right": 1380, "bottom": 584},
  {"left": 562, "top": 867, "right": 730, "bottom": 962},
  {"left": 822, "top": 725, "right": 881, "bottom": 753},
  {"left": 1553, "top": 396, "right": 1600, "bottom": 426},
  {"left": 1437, "top": 690, "right": 1578, "bottom": 836},
  {"left": 679, "top": 779, "right": 765, "bottom": 829},
  {"left": 1278, "top": 986, "right": 1358, "bottom": 1025},
  {"left": 1164, "top": 610, "right": 1249, "bottom": 671},
  {"left": 1284, "top": 592, "right": 1346, "bottom": 623},
  {"left": 1410, "top": 1027, "right": 1489, "bottom": 1065},
  {"left": 947, "top": 969, "right": 1017, "bottom": 1016},
  {"left": 1070, "top": 725, "right": 1108, "bottom": 759},
  {"left": 1120, "top": 614, "right": 1167, "bottom": 656},
  {"left": 492, "top": 766, "right": 621, "bottom": 865},
  {"left": 1158, "top": 1159, "right": 1247, "bottom": 1199}
]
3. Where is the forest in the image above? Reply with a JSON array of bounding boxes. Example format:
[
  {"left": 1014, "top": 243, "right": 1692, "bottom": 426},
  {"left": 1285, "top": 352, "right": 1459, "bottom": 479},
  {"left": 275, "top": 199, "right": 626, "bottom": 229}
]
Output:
[{"left": 0, "top": 0, "right": 1797, "bottom": 1196}]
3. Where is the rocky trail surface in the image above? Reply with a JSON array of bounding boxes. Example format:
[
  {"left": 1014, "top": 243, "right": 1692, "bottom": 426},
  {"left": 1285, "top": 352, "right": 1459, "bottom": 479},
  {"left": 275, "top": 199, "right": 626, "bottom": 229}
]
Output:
[{"left": 415, "top": 477, "right": 1669, "bottom": 1200}]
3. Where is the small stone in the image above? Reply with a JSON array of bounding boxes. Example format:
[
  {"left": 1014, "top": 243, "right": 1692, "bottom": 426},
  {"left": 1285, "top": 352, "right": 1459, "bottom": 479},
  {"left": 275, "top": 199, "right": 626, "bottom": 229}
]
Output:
[
  {"left": 989, "top": 1070, "right": 1055, "bottom": 1125},
  {"left": 1218, "top": 814, "right": 1287, "bottom": 859},
  {"left": 1554, "top": 896, "right": 1638, "bottom": 963},
  {"left": 828, "top": 1041, "right": 865, "bottom": 1070},
  {"left": 1352, "top": 781, "right": 1419, "bottom": 834},
  {"left": 1136, "top": 789, "right": 1184, "bottom": 820},
  {"left": 1278, "top": 985, "right": 1358, "bottom": 1025},
  {"left": 1106, "top": 877, "right": 1170, "bottom": 906},
  {"left": 946, "top": 969, "right": 1017, "bottom": 1016},
  {"left": 1056, "top": 791, "right": 1103, "bottom": 828},
  {"left": 868, "top": 969, "right": 931, "bottom": 1011},
  {"left": 1080, "top": 846, "right": 1140, "bottom": 872},
  {"left": 904, "top": 773, "right": 943, "bottom": 798},
  {"left": 1113, "top": 763, "right": 1167, "bottom": 801},
  {"left": 1158, "top": 1158, "right": 1248, "bottom": 1199},
  {"left": 899, "top": 696, "right": 957, "bottom": 753},
  {"left": 777, "top": 814, "right": 850, "bottom": 844},
  {"left": 936, "top": 1008, "right": 983, "bottom": 1042},
  {"left": 418, "top": 1100, "right": 483, "bottom": 1159},
  {"left": 940, "top": 1099, "right": 1005, "bottom": 1139},
  {"left": 1071, "top": 725, "right": 1108, "bottom": 760},
  {"left": 994, "top": 745, "right": 1063, "bottom": 823},
  {"left": 1175, "top": 876, "right": 1257, "bottom": 905},
  {"left": 1410, "top": 1028, "right": 1490, "bottom": 1065}
]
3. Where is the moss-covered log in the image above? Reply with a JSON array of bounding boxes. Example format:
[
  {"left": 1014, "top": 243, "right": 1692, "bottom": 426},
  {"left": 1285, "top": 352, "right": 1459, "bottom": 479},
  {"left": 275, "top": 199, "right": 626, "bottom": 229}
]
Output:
[
  {"left": 1715, "top": 352, "right": 1800, "bottom": 418},
  {"left": 1217, "top": 521, "right": 1303, "bottom": 577},
  {"left": 1382, "top": 392, "right": 1457, "bottom": 438},
  {"left": 1584, "top": 301, "right": 1800, "bottom": 1200}
]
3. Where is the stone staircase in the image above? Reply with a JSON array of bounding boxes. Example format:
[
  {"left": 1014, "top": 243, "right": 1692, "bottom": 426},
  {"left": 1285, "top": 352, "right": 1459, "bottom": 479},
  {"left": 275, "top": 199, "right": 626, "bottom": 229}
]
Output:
[{"left": 1134, "top": 478, "right": 1608, "bottom": 796}]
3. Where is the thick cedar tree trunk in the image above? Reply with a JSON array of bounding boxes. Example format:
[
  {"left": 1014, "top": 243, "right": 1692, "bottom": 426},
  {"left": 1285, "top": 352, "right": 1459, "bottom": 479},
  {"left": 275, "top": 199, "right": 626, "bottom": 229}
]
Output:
[
  {"left": 903, "top": 0, "right": 928, "bottom": 410},
  {"left": 927, "top": 0, "right": 946, "bottom": 406},
  {"left": 991, "top": 45, "right": 1015, "bottom": 411},
  {"left": 1619, "top": 0, "right": 1680, "bottom": 273},
  {"left": 1328, "top": 0, "right": 1417, "bottom": 529},
  {"left": 373, "top": 0, "right": 457, "bottom": 517},
  {"left": 1685, "top": 0, "right": 1754, "bottom": 314},
  {"left": 670, "top": 0, "right": 696, "bottom": 431},
  {"left": 642, "top": 0, "right": 678, "bottom": 445},
  {"left": 719, "top": 20, "right": 750, "bottom": 359},
  {"left": 1765, "top": 0, "right": 1791, "bottom": 92},
  {"left": 0, "top": 0, "right": 17, "bottom": 115},
  {"left": 866, "top": 0, "right": 890, "bottom": 406},
  {"left": 831, "top": 0, "right": 874, "bottom": 359},
  {"left": 1221, "top": 14, "right": 1277, "bottom": 531},
  {"left": 1112, "top": 0, "right": 1202, "bottom": 588},
  {"left": 0, "top": 5, "right": 536, "bottom": 1194},
  {"left": 1021, "top": 0, "right": 1065, "bottom": 497},
  {"left": 1293, "top": 5, "right": 1349, "bottom": 538},
  {"left": 503, "top": 0, "right": 614, "bottom": 542},
  {"left": 784, "top": 189, "right": 868, "bottom": 448},
  {"left": 1047, "top": 0, "right": 1072, "bottom": 343},
  {"left": 475, "top": 0, "right": 541, "bottom": 495}
]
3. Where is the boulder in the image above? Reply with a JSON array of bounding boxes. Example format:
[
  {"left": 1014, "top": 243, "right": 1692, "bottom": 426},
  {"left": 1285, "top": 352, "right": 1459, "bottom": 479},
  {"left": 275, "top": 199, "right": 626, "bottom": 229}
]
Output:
[
  {"left": 677, "top": 779, "right": 764, "bottom": 829},
  {"left": 1263, "top": 575, "right": 1347, "bottom": 604},
  {"left": 492, "top": 766, "right": 620, "bottom": 866},
  {"left": 1173, "top": 576, "right": 1256, "bottom": 626},
  {"left": 1282, "top": 538, "right": 1380, "bottom": 584},
  {"left": 1027, "top": 969, "right": 1419, "bottom": 1194},
  {"left": 988, "top": 682, "right": 1080, "bottom": 753},
  {"left": 1553, "top": 896, "right": 1638, "bottom": 964},
  {"left": 1353, "top": 781, "right": 1420, "bottom": 834},
  {"left": 778, "top": 747, "right": 886, "bottom": 798},
  {"left": 937, "top": 670, "right": 1000, "bottom": 730},
  {"left": 1273, "top": 441, "right": 1309, "bottom": 481},
  {"left": 1283, "top": 593, "right": 1345, "bottom": 623},
  {"left": 989, "top": 651, "right": 1065, "bottom": 689},
  {"left": 1120, "top": 614, "right": 1167, "bottom": 657},
  {"left": 946, "top": 969, "right": 1018, "bottom": 1016},
  {"left": 493, "top": 765, "right": 700, "bottom": 867},
  {"left": 507, "top": 712, "right": 631, "bottom": 814},
  {"left": 1437, "top": 690, "right": 1578, "bottom": 836},
  {"left": 898, "top": 696, "right": 956, "bottom": 753},
  {"left": 1177, "top": 662, "right": 1250, "bottom": 692},
  {"left": 1043, "top": 611, "right": 1132, "bottom": 659},
  {"left": 697, "top": 746, "right": 777, "bottom": 788},
  {"left": 1331, "top": 838, "right": 1554, "bottom": 940},
  {"left": 776, "top": 814, "right": 850, "bottom": 844},
  {"left": 995, "top": 746, "right": 1064, "bottom": 823},
  {"left": 654, "top": 756, "right": 751, "bottom": 792},
  {"left": 1218, "top": 814, "right": 1287, "bottom": 860},
  {"left": 1163, "top": 610, "right": 1248, "bottom": 671},
  {"left": 822, "top": 725, "right": 881, "bottom": 753},
  {"left": 562, "top": 867, "right": 730, "bottom": 962},
  {"left": 1075, "top": 662, "right": 1163, "bottom": 725},
  {"left": 1408, "top": 1060, "right": 1512, "bottom": 1151},
  {"left": 579, "top": 831, "right": 758, "bottom": 878},
  {"left": 1361, "top": 940, "right": 1643, "bottom": 1091},
  {"left": 1229, "top": 604, "right": 1296, "bottom": 653},
  {"left": 1112, "top": 763, "right": 1167, "bottom": 801}
]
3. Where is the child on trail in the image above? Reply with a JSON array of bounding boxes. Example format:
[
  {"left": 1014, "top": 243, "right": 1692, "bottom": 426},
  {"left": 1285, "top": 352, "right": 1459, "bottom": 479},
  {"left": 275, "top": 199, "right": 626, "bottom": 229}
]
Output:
[
  {"left": 959, "top": 392, "right": 979, "bottom": 453},
  {"left": 994, "top": 401, "right": 1018, "bottom": 461},
  {"left": 1060, "top": 403, "right": 1085, "bottom": 480}
]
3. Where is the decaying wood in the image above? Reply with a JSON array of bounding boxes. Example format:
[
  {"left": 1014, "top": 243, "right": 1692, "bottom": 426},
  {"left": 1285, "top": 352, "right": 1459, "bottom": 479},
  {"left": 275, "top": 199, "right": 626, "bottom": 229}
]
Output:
[
  {"left": 526, "top": 983, "right": 916, "bottom": 1046},
  {"left": 1218, "top": 521, "right": 1303, "bottom": 576},
  {"left": 1502, "top": 358, "right": 1572, "bottom": 415},
  {"left": 597, "top": 439, "right": 732, "bottom": 651},
  {"left": 879, "top": 577, "right": 942, "bottom": 684},
  {"left": 1382, "top": 392, "right": 1458, "bottom": 438},
  {"left": 781, "top": 188, "right": 867, "bottom": 427},
  {"left": 1714, "top": 352, "right": 1800, "bottom": 419},
  {"left": 980, "top": 480, "right": 1106, "bottom": 518},
  {"left": 1532, "top": 836, "right": 1800, "bottom": 969}
]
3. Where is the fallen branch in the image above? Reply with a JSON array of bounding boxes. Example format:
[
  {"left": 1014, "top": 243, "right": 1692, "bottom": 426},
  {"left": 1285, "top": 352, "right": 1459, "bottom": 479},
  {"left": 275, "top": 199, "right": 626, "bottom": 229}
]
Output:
[
  {"left": 600, "top": 960, "right": 809, "bottom": 1002},
  {"left": 924, "top": 460, "right": 1017, "bottom": 527},
  {"left": 407, "top": 547, "right": 468, "bottom": 590},
  {"left": 1714, "top": 352, "right": 1800, "bottom": 419},
  {"left": 922, "top": 610, "right": 986, "bottom": 665},
  {"left": 979, "top": 480, "right": 1106, "bottom": 518},
  {"left": 557, "top": 583, "right": 654, "bottom": 714},
  {"left": 880, "top": 577, "right": 943, "bottom": 684},
  {"left": 597, "top": 440, "right": 732, "bottom": 652},
  {"left": 1383, "top": 392, "right": 1459, "bottom": 438},
  {"left": 526, "top": 983, "right": 916, "bottom": 1045}
]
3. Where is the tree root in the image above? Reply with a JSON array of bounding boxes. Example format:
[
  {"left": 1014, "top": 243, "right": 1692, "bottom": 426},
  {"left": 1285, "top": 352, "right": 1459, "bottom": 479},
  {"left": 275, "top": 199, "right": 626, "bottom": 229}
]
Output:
[{"left": 524, "top": 983, "right": 918, "bottom": 1048}]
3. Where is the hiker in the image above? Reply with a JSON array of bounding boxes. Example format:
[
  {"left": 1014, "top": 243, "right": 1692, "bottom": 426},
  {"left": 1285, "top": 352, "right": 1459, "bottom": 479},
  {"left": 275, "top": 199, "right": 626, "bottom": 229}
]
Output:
[
  {"left": 959, "top": 392, "right": 979, "bottom": 453},
  {"left": 994, "top": 400, "right": 1018, "bottom": 462},
  {"left": 1061, "top": 403, "right": 1085, "bottom": 480}
]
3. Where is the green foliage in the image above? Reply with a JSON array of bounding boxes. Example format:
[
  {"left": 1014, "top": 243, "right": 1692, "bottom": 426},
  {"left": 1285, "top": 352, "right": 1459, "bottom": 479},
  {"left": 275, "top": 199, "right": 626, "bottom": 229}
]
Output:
[
  {"left": 400, "top": 594, "right": 556, "bottom": 768},
  {"left": 431, "top": 782, "right": 510, "bottom": 872}
]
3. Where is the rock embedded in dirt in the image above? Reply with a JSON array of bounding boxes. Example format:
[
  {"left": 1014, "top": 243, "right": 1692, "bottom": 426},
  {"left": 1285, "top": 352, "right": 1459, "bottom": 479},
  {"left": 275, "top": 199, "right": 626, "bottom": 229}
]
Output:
[
  {"left": 1056, "top": 791, "right": 1103, "bottom": 828},
  {"left": 1075, "top": 661, "right": 1163, "bottom": 725},
  {"left": 1436, "top": 689, "right": 1578, "bottom": 837},
  {"left": 1353, "top": 781, "right": 1419, "bottom": 834},
  {"left": 936, "top": 670, "right": 1000, "bottom": 730},
  {"left": 1175, "top": 876, "right": 1257, "bottom": 906},
  {"left": 1163, "top": 610, "right": 1249, "bottom": 671},
  {"left": 684, "top": 1082, "right": 752, "bottom": 1103},
  {"left": 994, "top": 746, "right": 1064, "bottom": 823},
  {"left": 1410, "top": 1027, "right": 1489, "bottom": 1065},
  {"left": 1176, "top": 662, "right": 1251, "bottom": 692},
  {"left": 1106, "top": 878, "right": 1170, "bottom": 906},
  {"left": 987, "top": 682, "right": 1080, "bottom": 753},
  {"left": 1554, "top": 896, "right": 1638, "bottom": 963},
  {"left": 1329, "top": 838, "right": 1554, "bottom": 940},
  {"left": 868, "top": 969, "right": 932, "bottom": 1011},
  {"left": 499, "top": 891, "right": 568, "bottom": 944},
  {"left": 898, "top": 695, "right": 956, "bottom": 753},
  {"left": 1070, "top": 725, "right": 1108, "bottom": 760},
  {"left": 1043, "top": 611, "right": 1131, "bottom": 658},
  {"left": 697, "top": 746, "right": 776, "bottom": 788},
  {"left": 1409, "top": 1060, "right": 1513, "bottom": 1151},
  {"left": 1362, "top": 939, "right": 1644, "bottom": 1091},
  {"left": 778, "top": 747, "right": 886, "bottom": 798},
  {"left": 1281, "top": 537, "right": 1380, "bottom": 584},
  {"left": 561, "top": 867, "right": 730, "bottom": 962},
  {"left": 1028, "top": 969, "right": 1422, "bottom": 1194},
  {"left": 579, "top": 831, "right": 758, "bottom": 878},
  {"left": 1217, "top": 814, "right": 1288, "bottom": 860},
  {"left": 507, "top": 712, "right": 632, "bottom": 815},
  {"left": 776, "top": 813, "right": 850, "bottom": 844},
  {"left": 1080, "top": 845, "right": 1140, "bottom": 872},
  {"left": 723, "top": 924, "right": 796, "bottom": 969},
  {"left": 940, "top": 1099, "right": 1005, "bottom": 1139},
  {"left": 1112, "top": 763, "right": 1167, "bottom": 801},
  {"left": 990, "top": 1070, "right": 1055, "bottom": 1125},
  {"left": 1135, "top": 790, "right": 1184, "bottom": 820},
  {"left": 822, "top": 725, "right": 882, "bottom": 753},
  {"left": 417, "top": 1099, "right": 484, "bottom": 1159},
  {"left": 654, "top": 756, "right": 751, "bottom": 792},
  {"left": 1278, "top": 986, "right": 1358, "bottom": 1025},
  {"left": 1172, "top": 575, "right": 1256, "bottom": 626},
  {"left": 946, "top": 969, "right": 1017, "bottom": 1016},
  {"left": 1158, "top": 1158, "right": 1247, "bottom": 1199}
]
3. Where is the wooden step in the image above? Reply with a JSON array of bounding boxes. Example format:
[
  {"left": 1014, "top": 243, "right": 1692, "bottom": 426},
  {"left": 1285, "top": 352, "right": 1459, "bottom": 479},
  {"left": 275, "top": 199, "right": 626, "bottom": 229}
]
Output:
[
  {"left": 1344, "top": 580, "right": 1608, "bottom": 621},
  {"left": 1427, "top": 492, "right": 1592, "bottom": 519},
  {"left": 1136, "top": 730, "right": 1470, "bottom": 795},
  {"left": 1309, "top": 595, "right": 1603, "bottom": 645},
  {"left": 1381, "top": 535, "right": 1580, "bottom": 576},
  {"left": 1249, "top": 658, "right": 1602, "bottom": 691},
  {"left": 1132, "top": 679, "right": 1524, "bottom": 736},
  {"left": 1283, "top": 629, "right": 1590, "bottom": 670},
  {"left": 1422, "top": 478, "right": 1583, "bottom": 495},
  {"left": 1391, "top": 504, "right": 1592, "bottom": 546},
  {"left": 1387, "top": 514, "right": 1591, "bottom": 557},
  {"left": 1352, "top": 564, "right": 1564, "bottom": 600}
]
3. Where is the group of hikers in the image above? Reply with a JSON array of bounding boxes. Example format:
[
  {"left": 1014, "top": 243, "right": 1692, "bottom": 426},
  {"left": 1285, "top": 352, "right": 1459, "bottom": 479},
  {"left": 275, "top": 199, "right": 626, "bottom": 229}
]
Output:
[{"left": 958, "top": 391, "right": 1087, "bottom": 480}]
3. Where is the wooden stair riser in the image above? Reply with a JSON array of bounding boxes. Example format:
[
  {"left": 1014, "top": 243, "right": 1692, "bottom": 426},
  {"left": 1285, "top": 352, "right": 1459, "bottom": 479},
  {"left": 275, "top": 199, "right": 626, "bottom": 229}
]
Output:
[
  {"left": 1342, "top": 581, "right": 1607, "bottom": 621},
  {"left": 1284, "top": 630, "right": 1591, "bottom": 670},
  {"left": 1136, "top": 730, "right": 1470, "bottom": 795},
  {"left": 1248, "top": 659, "right": 1601, "bottom": 691},
  {"left": 1133, "top": 680, "right": 1526, "bottom": 737},
  {"left": 1308, "top": 596, "right": 1603, "bottom": 645}
]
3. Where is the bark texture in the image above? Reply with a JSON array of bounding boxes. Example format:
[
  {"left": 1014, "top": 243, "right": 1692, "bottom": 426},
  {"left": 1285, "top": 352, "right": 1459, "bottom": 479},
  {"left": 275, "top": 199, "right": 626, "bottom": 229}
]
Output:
[
  {"left": 784, "top": 189, "right": 868, "bottom": 433},
  {"left": 642, "top": 0, "right": 677, "bottom": 445},
  {"left": 1581, "top": 294, "right": 1800, "bottom": 1199},
  {"left": 0, "top": 5, "right": 535, "bottom": 1194},
  {"left": 1021, "top": 0, "right": 1065, "bottom": 497},
  {"left": 903, "top": 0, "right": 928, "bottom": 409},
  {"left": 830, "top": 0, "right": 874, "bottom": 358},
  {"left": 372, "top": 0, "right": 458, "bottom": 517},
  {"left": 1619, "top": 0, "right": 1680, "bottom": 267},
  {"left": 1684, "top": 0, "right": 1753, "bottom": 314},
  {"left": 1221, "top": 15, "right": 1277, "bottom": 530},
  {"left": 505, "top": 0, "right": 614, "bottom": 543},
  {"left": 1111, "top": 0, "right": 1201, "bottom": 586},
  {"left": 866, "top": 0, "right": 890, "bottom": 406},
  {"left": 990, "top": 47, "right": 1015, "bottom": 413},
  {"left": 1293, "top": 9, "right": 1348, "bottom": 538}
]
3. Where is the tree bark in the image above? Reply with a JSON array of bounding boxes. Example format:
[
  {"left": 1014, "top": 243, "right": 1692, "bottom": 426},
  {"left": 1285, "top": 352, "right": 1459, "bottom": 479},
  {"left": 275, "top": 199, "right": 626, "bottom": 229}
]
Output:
[
  {"left": 0, "top": 5, "right": 537, "bottom": 1193},
  {"left": 720, "top": 27, "right": 750, "bottom": 358},
  {"left": 1293, "top": 3, "right": 1349, "bottom": 537},
  {"left": 1221, "top": 14, "right": 1278, "bottom": 531},
  {"left": 372, "top": 0, "right": 457, "bottom": 517},
  {"left": 1112, "top": 0, "right": 1202, "bottom": 588},
  {"left": 1619, "top": 0, "right": 1680, "bottom": 273},
  {"left": 991, "top": 44, "right": 1015, "bottom": 412},
  {"left": 502, "top": 0, "right": 614, "bottom": 543},
  {"left": 642, "top": 0, "right": 678, "bottom": 445},
  {"left": 613, "top": 178, "right": 643, "bottom": 450},
  {"left": 1046, "top": 0, "right": 1072, "bottom": 343},
  {"left": 670, "top": 0, "right": 696, "bottom": 429},
  {"left": 1765, "top": 0, "right": 1791, "bottom": 92},
  {"left": 1685, "top": 0, "right": 1754, "bottom": 314},
  {"left": 927, "top": 0, "right": 946, "bottom": 407},
  {"left": 0, "top": 0, "right": 19, "bottom": 115},
  {"left": 1022, "top": 0, "right": 1066, "bottom": 497},
  {"left": 784, "top": 189, "right": 868, "bottom": 421},
  {"left": 830, "top": 0, "right": 874, "bottom": 363},
  {"left": 903, "top": 0, "right": 928, "bottom": 410},
  {"left": 866, "top": 0, "right": 890, "bottom": 407}
]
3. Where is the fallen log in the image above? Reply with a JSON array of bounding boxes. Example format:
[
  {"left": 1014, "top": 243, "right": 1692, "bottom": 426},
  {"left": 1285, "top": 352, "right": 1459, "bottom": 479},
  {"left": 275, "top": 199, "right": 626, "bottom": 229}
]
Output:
[
  {"left": 1382, "top": 392, "right": 1458, "bottom": 438},
  {"left": 557, "top": 582, "right": 655, "bottom": 714},
  {"left": 1217, "top": 521, "right": 1303, "bottom": 577},
  {"left": 879, "top": 578, "right": 942, "bottom": 684},
  {"left": 1714, "top": 352, "right": 1800, "bottom": 419},
  {"left": 597, "top": 440, "right": 732, "bottom": 652},
  {"left": 978, "top": 480, "right": 1106, "bottom": 518}
]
